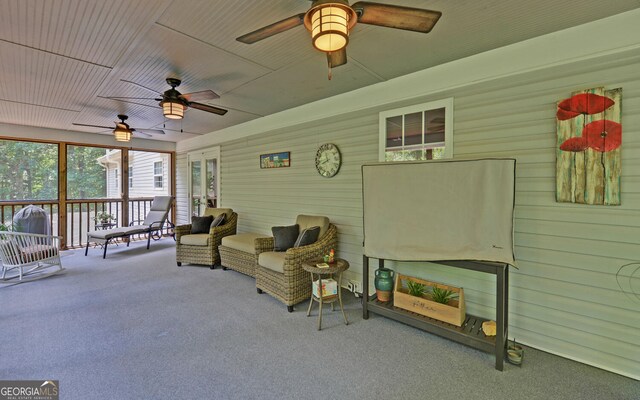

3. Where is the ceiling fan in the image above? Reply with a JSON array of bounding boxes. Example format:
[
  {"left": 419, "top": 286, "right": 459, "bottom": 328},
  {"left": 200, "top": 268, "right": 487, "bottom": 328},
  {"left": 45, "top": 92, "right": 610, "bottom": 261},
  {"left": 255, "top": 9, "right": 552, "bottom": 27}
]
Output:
[
  {"left": 108, "top": 78, "right": 228, "bottom": 120},
  {"left": 72, "top": 114, "right": 165, "bottom": 142},
  {"left": 236, "top": 0, "right": 441, "bottom": 70}
]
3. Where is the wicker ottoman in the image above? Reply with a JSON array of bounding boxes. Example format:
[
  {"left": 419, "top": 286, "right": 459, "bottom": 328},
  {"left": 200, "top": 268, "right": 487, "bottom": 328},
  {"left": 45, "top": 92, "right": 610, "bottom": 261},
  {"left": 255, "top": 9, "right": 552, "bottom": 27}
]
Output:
[{"left": 219, "top": 232, "right": 269, "bottom": 277}]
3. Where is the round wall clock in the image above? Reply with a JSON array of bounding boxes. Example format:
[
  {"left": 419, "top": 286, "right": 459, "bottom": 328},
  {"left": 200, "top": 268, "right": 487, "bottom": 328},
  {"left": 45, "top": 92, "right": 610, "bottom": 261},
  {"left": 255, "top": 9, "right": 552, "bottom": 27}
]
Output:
[{"left": 315, "top": 143, "right": 342, "bottom": 178}]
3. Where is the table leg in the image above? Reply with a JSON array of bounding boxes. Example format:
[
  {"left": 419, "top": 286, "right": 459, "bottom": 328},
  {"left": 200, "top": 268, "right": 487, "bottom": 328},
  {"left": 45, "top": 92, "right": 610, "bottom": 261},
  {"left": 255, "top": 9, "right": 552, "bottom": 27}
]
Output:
[
  {"left": 363, "top": 255, "right": 369, "bottom": 319},
  {"left": 318, "top": 276, "right": 323, "bottom": 331},
  {"left": 307, "top": 272, "right": 314, "bottom": 317},
  {"left": 338, "top": 271, "right": 348, "bottom": 325},
  {"left": 495, "top": 265, "right": 506, "bottom": 371}
]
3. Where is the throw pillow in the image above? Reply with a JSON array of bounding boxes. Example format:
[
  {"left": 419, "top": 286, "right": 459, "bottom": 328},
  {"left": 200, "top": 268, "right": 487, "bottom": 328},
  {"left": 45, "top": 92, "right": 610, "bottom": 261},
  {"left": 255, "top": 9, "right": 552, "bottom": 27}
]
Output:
[
  {"left": 294, "top": 226, "right": 321, "bottom": 248},
  {"left": 272, "top": 224, "right": 299, "bottom": 251},
  {"left": 191, "top": 215, "right": 214, "bottom": 234},
  {"left": 210, "top": 213, "right": 226, "bottom": 228}
]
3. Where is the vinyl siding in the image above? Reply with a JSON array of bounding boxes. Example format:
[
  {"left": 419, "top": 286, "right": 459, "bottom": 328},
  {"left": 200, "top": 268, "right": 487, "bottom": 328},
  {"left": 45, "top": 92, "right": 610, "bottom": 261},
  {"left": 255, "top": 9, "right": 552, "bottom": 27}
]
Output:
[
  {"left": 175, "top": 16, "right": 640, "bottom": 378},
  {"left": 103, "top": 151, "right": 171, "bottom": 198},
  {"left": 175, "top": 152, "right": 188, "bottom": 224}
]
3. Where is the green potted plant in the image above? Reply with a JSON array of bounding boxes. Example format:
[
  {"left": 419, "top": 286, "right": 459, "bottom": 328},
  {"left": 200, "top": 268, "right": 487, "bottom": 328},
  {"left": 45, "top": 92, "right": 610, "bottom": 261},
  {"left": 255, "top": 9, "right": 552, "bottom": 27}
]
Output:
[
  {"left": 94, "top": 211, "right": 115, "bottom": 225},
  {"left": 406, "top": 280, "right": 426, "bottom": 297},
  {"left": 430, "top": 286, "right": 459, "bottom": 305}
]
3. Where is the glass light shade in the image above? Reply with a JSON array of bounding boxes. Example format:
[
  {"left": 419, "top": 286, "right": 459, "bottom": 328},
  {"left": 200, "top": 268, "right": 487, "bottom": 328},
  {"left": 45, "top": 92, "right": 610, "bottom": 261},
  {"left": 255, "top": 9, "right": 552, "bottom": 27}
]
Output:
[
  {"left": 162, "top": 100, "right": 185, "bottom": 120},
  {"left": 113, "top": 128, "right": 131, "bottom": 142},
  {"left": 310, "top": 5, "right": 350, "bottom": 52}
]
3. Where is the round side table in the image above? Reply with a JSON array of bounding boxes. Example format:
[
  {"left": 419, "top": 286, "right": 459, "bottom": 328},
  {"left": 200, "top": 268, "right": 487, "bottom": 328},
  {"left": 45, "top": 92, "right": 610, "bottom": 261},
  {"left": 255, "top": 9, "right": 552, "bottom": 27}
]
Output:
[{"left": 302, "top": 258, "right": 349, "bottom": 330}]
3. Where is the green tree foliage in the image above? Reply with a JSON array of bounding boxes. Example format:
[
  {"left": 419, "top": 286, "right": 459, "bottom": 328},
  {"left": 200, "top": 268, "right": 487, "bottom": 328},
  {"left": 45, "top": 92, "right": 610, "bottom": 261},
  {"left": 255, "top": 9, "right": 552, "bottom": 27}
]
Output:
[
  {"left": 0, "top": 140, "right": 108, "bottom": 201},
  {"left": 66, "top": 145, "right": 107, "bottom": 199},
  {"left": 0, "top": 140, "right": 58, "bottom": 200}
]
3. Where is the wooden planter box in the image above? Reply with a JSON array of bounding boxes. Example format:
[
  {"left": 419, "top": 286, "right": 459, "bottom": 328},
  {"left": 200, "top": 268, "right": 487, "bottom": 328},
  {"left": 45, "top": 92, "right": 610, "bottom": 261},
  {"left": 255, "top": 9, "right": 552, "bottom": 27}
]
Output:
[{"left": 393, "top": 274, "right": 466, "bottom": 327}]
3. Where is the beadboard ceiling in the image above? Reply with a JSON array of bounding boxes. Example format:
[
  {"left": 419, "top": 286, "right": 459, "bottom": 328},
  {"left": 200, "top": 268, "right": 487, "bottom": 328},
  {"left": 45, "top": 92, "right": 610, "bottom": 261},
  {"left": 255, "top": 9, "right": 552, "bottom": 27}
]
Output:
[{"left": 0, "top": 0, "right": 638, "bottom": 143}]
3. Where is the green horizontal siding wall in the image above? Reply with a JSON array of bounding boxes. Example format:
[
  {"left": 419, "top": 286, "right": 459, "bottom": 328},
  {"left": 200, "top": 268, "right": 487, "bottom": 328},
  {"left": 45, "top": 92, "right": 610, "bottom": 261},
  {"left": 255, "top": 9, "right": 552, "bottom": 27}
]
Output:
[{"left": 175, "top": 19, "right": 640, "bottom": 377}]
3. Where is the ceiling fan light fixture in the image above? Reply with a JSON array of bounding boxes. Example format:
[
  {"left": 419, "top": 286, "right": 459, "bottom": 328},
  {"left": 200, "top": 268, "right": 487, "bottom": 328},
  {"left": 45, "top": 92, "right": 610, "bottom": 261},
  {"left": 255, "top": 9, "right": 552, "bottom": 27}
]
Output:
[
  {"left": 161, "top": 99, "right": 185, "bottom": 120},
  {"left": 113, "top": 126, "right": 131, "bottom": 142},
  {"left": 307, "top": 2, "right": 356, "bottom": 52}
]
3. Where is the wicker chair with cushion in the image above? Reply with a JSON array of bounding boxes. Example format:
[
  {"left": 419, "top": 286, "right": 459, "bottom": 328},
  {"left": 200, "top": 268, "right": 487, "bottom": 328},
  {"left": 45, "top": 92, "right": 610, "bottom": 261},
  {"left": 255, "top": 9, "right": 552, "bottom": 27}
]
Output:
[
  {"left": 255, "top": 215, "right": 338, "bottom": 312},
  {"left": 175, "top": 208, "right": 237, "bottom": 269}
]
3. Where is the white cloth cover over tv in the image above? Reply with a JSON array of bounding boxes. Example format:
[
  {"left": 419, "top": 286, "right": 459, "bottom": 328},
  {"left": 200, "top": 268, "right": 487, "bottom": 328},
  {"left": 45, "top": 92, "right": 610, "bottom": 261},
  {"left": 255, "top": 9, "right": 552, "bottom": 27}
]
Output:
[{"left": 362, "top": 158, "right": 515, "bottom": 265}]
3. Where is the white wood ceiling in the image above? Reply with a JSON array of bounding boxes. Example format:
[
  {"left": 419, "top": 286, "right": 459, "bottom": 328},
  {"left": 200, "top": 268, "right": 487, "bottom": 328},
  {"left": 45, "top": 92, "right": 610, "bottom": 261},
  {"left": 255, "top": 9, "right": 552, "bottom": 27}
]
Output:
[{"left": 0, "top": 0, "right": 638, "bottom": 142}]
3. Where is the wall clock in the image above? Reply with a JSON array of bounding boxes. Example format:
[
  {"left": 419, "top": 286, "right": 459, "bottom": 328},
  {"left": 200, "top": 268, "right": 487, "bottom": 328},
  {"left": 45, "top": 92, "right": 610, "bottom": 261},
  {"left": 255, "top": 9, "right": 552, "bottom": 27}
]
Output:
[{"left": 315, "top": 143, "right": 342, "bottom": 178}]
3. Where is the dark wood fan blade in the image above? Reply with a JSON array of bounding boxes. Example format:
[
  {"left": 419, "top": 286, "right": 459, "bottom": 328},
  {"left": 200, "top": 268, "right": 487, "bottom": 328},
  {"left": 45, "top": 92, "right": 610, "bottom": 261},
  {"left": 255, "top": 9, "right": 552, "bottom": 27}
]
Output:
[
  {"left": 135, "top": 129, "right": 165, "bottom": 135},
  {"left": 352, "top": 2, "right": 441, "bottom": 33},
  {"left": 106, "top": 96, "right": 157, "bottom": 100},
  {"left": 120, "top": 79, "right": 162, "bottom": 94},
  {"left": 189, "top": 102, "right": 228, "bottom": 116},
  {"left": 72, "top": 122, "right": 114, "bottom": 129},
  {"left": 327, "top": 48, "right": 347, "bottom": 68},
  {"left": 181, "top": 90, "right": 219, "bottom": 102},
  {"left": 236, "top": 13, "right": 305, "bottom": 44},
  {"left": 162, "top": 128, "right": 205, "bottom": 135}
]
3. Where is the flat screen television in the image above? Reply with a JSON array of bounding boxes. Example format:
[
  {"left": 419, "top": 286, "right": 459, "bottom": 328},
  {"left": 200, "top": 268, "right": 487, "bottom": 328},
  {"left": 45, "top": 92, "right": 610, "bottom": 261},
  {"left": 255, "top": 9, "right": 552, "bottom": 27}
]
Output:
[{"left": 362, "top": 158, "right": 516, "bottom": 265}]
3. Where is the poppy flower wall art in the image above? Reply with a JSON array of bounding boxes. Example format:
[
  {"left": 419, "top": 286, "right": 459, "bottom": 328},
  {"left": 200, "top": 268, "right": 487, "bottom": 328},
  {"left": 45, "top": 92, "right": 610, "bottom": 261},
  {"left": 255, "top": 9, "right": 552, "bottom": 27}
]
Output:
[{"left": 556, "top": 87, "right": 622, "bottom": 205}]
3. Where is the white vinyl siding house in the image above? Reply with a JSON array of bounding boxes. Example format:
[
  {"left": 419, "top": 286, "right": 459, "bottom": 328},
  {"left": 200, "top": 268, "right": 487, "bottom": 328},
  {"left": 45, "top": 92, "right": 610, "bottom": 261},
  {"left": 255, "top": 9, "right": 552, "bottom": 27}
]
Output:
[
  {"left": 100, "top": 150, "right": 170, "bottom": 198},
  {"left": 174, "top": 12, "right": 640, "bottom": 380}
]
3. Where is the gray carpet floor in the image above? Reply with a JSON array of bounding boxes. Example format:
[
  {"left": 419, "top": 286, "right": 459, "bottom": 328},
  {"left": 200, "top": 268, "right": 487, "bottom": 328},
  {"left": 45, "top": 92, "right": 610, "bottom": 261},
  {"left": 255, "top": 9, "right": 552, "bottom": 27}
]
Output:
[{"left": 1, "top": 240, "right": 638, "bottom": 400}]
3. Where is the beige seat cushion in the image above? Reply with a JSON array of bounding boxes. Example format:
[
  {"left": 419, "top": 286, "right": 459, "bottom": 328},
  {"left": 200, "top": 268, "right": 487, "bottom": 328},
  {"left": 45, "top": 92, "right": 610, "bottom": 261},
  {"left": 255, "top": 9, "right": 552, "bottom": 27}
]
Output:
[
  {"left": 203, "top": 208, "right": 233, "bottom": 221},
  {"left": 296, "top": 215, "right": 330, "bottom": 239},
  {"left": 88, "top": 225, "right": 149, "bottom": 240},
  {"left": 221, "top": 232, "right": 269, "bottom": 254},
  {"left": 180, "top": 233, "right": 209, "bottom": 246},
  {"left": 258, "top": 251, "right": 287, "bottom": 274}
]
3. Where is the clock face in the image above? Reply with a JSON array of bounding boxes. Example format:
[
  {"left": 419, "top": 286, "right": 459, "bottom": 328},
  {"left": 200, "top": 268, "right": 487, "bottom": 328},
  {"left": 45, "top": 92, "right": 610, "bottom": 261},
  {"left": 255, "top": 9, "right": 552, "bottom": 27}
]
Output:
[{"left": 315, "top": 143, "right": 341, "bottom": 178}]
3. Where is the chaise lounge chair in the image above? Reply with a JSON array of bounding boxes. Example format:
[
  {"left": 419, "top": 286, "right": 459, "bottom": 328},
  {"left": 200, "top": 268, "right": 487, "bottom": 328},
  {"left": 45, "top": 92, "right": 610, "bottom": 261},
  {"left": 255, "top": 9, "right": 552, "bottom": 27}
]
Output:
[{"left": 84, "top": 196, "right": 173, "bottom": 258}]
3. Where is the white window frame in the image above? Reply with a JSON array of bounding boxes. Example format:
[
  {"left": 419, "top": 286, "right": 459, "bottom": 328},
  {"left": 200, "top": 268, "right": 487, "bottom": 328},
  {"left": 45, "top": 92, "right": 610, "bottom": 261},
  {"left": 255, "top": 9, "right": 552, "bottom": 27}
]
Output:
[
  {"left": 378, "top": 98, "right": 454, "bottom": 162},
  {"left": 153, "top": 161, "right": 163, "bottom": 189}
]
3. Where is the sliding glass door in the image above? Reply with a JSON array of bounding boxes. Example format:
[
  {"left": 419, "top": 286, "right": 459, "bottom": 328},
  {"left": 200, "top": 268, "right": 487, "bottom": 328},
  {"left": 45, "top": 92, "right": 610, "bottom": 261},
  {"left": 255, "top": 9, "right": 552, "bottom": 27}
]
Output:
[{"left": 188, "top": 147, "right": 220, "bottom": 217}]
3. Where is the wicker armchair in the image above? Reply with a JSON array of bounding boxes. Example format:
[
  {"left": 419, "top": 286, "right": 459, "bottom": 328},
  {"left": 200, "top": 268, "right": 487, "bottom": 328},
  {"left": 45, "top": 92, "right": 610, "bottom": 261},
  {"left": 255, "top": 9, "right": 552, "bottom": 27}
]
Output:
[
  {"left": 255, "top": 215, "right": 338, "bottom": 312},
  {"left": 175, "top": 208, "right": 237, "bottom": 269}
]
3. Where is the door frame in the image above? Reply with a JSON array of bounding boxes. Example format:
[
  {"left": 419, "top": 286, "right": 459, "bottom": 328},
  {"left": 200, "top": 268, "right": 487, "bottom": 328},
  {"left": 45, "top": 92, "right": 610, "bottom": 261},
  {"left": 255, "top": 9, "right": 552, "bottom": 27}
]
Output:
[{"left": 187, "top": 146, "right": 220, "bottom": 217}]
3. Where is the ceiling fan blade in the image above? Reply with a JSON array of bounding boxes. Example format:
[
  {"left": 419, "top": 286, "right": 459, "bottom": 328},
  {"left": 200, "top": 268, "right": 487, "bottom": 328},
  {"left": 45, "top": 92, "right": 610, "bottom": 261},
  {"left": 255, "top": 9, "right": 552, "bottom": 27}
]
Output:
[
  {"left": 189, "top": 102, "right": 228, "bottom": 116},
  {"left": 134, "top": 131, "right": 153, "bottom": 138},
  {"left": 162, "top": 128, "right": 205, "bottom": 135},
  {"left": 352, "top": 2, "right": 441, "bottom": 33},
  {"left": 135, "top": 128, "right": 165, "bottom": 135},
  {"left": 181, "top": 90, "right": 220, "bottom": 102},
  {"left": 120, "top": 79, "right": 162, "bottom": 94},
  {"left": 236, "top": 13, "right": 305, "bottom": 44},
  {"left": 105, "top": 96, "right": 156, "bottom": 100},
  {"left": 72, "top": 122, "right": 114, "bottom": 130},
  {"left": 327, "top": 48, "right": 348, "bottom": 68}
]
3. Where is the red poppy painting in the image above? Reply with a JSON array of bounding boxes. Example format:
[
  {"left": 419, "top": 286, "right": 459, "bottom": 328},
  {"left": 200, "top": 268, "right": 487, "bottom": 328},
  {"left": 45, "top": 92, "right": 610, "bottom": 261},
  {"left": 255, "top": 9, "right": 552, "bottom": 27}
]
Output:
[{"left": 556, "top": 87, "right": 622, "bottom": 206}]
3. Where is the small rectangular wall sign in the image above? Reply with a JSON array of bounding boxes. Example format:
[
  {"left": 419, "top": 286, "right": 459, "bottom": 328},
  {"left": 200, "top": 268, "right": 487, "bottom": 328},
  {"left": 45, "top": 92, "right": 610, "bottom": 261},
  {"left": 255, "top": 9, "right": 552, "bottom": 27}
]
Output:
[
  {"left": 260, "top": 151, "right": 290, "bottom": 169},
  {"left": 556, "top": 86, "right": 622, "bottom": 205}
]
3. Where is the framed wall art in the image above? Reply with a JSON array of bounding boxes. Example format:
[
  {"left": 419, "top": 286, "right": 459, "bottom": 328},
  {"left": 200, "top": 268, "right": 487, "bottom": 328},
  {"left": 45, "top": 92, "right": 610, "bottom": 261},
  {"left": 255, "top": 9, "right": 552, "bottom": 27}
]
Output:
[
  {"left": 260, "top": 151, "right": 290, "bottom": 169},
  {"left": 556, "top": 86, "right": 622, "bottom": 205}
]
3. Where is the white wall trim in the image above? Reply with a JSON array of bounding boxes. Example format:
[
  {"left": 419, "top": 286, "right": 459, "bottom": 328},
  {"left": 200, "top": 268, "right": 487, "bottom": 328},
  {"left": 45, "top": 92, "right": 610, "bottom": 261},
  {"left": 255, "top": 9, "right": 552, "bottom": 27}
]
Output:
[{"left": 176, "top": 8, "right": 640, "bottom": 153}]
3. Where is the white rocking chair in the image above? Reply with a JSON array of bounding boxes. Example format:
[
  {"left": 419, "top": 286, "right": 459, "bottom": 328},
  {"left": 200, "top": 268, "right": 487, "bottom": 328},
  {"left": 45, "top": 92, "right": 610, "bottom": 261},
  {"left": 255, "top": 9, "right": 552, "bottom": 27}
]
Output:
[{"left": 0, "top": 231, "right": 65, "bottom": 283}]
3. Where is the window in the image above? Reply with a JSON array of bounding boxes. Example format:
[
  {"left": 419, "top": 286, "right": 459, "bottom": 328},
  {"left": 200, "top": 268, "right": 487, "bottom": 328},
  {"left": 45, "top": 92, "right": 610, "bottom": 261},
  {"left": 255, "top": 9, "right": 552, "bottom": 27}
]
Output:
[
  {"left": 153, "top": 161, "right": 163, "bottom": 189},
  {"left": 379, "top": 98, "right": 453, "bottom": 161},
  {"left": 0, "top": 139, "right": 58, "bottom": 201},
  {"left": 66, "top": 145, "right": 111, "bottom": 199},
  {"left": 128, "top": 167, "right": 133, "bottom": 188}
]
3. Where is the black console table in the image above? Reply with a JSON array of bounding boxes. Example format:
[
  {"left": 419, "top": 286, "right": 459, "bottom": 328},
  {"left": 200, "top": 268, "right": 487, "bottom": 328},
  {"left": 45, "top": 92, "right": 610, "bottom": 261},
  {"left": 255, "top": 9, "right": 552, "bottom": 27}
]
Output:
[{"left": 362, "top": 256, "right": 509, "bottom": 371}]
